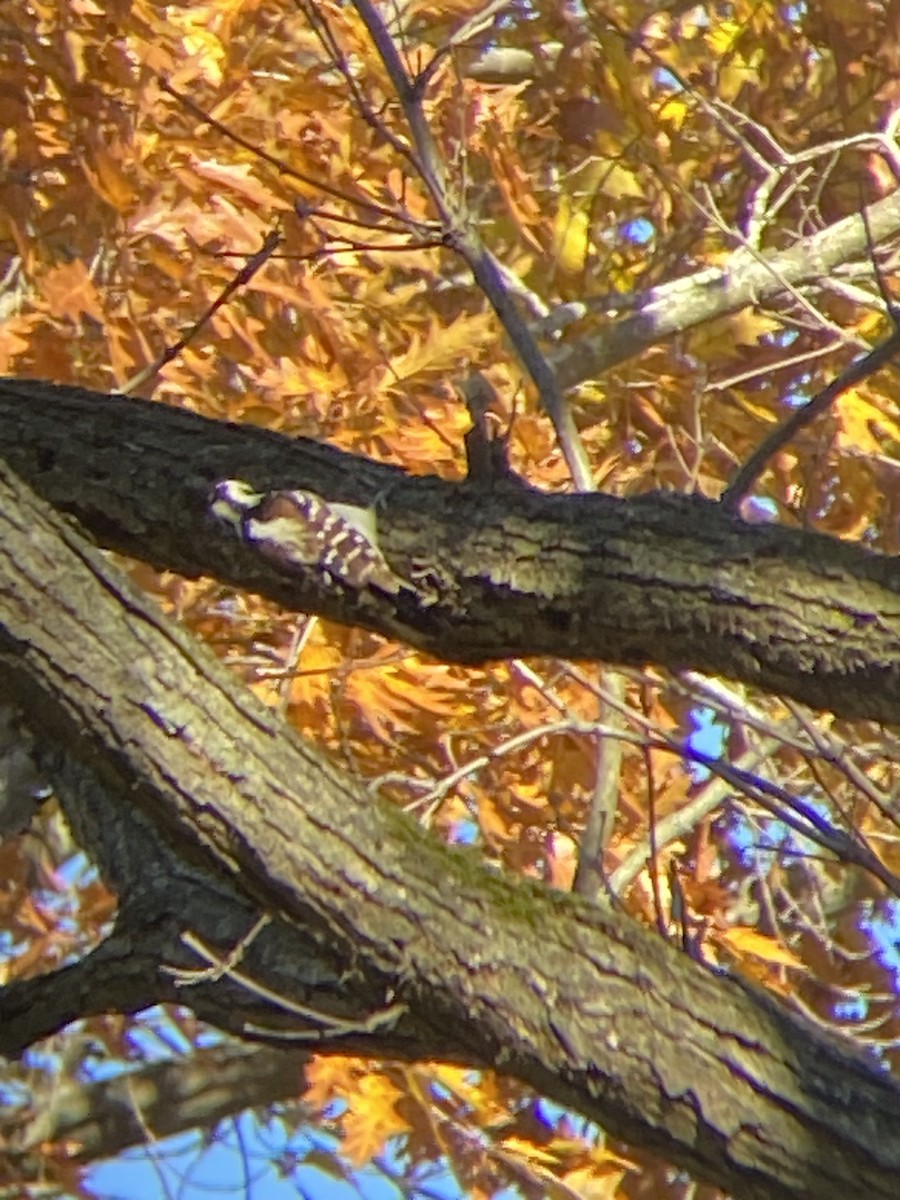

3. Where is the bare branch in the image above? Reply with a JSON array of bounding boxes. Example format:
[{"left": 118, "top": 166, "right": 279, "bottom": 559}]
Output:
[
  {"left": 722, "top": 327, "right": 900, "bottom": 511},
  {"left": 349, "top": 0, "right": 593, "bottom": 488}
]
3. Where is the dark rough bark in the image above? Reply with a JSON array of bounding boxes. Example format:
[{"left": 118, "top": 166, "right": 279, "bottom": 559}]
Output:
[
  {"left": 0, "top": 740, "right": 470, "bottom": 1064},
  {"left": 2, "top": 378, "right": 900, "bottom": 723},
  {"left": 2, "top": 466, "right": 900, "bottom": 1200}
]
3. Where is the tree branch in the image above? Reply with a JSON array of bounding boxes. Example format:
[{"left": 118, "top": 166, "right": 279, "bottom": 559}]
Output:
[
  {"left": 551, "top": 188, "right": 900, "bottom": 388},
  {"left": 1, "top": 378, "right": 899, "bottom": 724}
]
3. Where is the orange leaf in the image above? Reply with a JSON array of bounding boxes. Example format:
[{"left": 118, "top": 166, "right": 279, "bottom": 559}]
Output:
[
  {"left": 342, "top": 1072, "right": 409, "bottom": 1165},
  {"left": 81, "top": 145, "right": 138, "bottom": 211},
  {"left": 39, "top": 260, "right": 104, "bottom": 323}
]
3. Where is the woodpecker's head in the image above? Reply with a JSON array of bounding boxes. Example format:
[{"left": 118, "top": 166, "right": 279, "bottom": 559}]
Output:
[{"left": 210, "top": 479, "right": 263, "bottom": 529}]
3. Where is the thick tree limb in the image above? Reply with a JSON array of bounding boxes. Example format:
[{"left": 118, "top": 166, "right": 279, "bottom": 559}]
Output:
[
  {"left": 2, "top": 378, "right": 899, "bottom": 724},
  {"left": 2, "top": 465, "right": 900, "bottom": 1200}
]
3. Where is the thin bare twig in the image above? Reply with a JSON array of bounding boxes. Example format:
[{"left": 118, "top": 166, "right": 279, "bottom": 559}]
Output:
[
  {"left": 298, "top": 0, "right": 415, "bottom": 165},
  {"left": 722, "top": 326, "right": 900, "bottom": 511},
  {"left": 158, "top": 76, "right": 430, "bottom": 232},
  {"left": 172, "top": 930, "right": 406, "bottom": 1039},
  {"left": 572, "top": 675, "right": 624, "bottom": 900},
  {"left": 120, "top": 229, "right": 282, "bottom": 395},
  {"left": 562, "top": 664, "right": 900, "bottom": 897},
  {"left": 609, "top": 738, "right": 783, "bottom": 897}
]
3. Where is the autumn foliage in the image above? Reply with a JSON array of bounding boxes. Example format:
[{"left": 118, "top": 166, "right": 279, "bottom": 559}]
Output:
[{"left": 3, "top": 0, "right": 900, "bottom": 1197}]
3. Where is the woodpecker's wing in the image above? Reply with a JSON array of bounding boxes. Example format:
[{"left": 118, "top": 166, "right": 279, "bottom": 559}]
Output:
[
  {"left": 244, "top": 491, "right": 326, "bottom": 571},
  {"left": 254, "top": 491, "right": 404, "bottom": 594}
]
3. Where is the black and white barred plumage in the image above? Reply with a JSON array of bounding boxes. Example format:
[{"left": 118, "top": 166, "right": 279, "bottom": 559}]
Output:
[{"left": 211, "top": 479, "right": 407, "bottom": 596}]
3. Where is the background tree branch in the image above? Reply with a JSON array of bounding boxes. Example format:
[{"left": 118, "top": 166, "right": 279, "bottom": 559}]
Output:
[
  {"left": 1, "top": 1044, "right": 314, "bottom": 1179},
  {"left": 551, "top": 189, "right": 900, "bottom": 387}
]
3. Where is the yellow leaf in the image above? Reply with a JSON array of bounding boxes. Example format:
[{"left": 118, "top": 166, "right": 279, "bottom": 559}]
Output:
[
  {"left": 688, "top": 308, "right": 780, "bottom": 359},
  {"left": 500, "top": 1136, "right": 560, "bottom": 1166},
  {"left": 63, "top": 30, "right": 88, "bottom": 83},
  {"left": 383, "top": 313, "right": 495, "bottom": 386},
  {"left": 729, "top": 307, "right": 782, "bottom": 347},
  {"left": 191, "top": 158, "right": 289, "bottom": 210},
  {"left": 837, "top": 389, "right": 900, "bottom": 453},
  {"left": 431, "top": 1065, "right": 509, "bottom": 1125},
  {"left": 83, "top": 145, "right": 138, "bottom": 211},
  {"left": 706, "top": 20, "right": 742, "bottom": 55},
  {"left": 305, "top": 1054, "right": 358, "bottom": 1111},
  {"left": 595, "top": 160, "right": 645, "bottom": 201},
  {"left": 144, "top": 240, "right": 189, "bottom": 284},
  {"left": 660, "top": 95, "right": 691, "bottom": 132},
  {"left": 553, "top": 195, "right": 590, "bottom": 275},
  {"left": 719, "top": 54, "right": 760, "bottom": 102},
  {"left": 722, "top": 927, "right": 803, "bottom": 969},
  {"left": 562, "top": 1165, "right": 630, "bottom": 1196},
  {"left": 0, "top": 314, "right": 40, "bottom": 373}
]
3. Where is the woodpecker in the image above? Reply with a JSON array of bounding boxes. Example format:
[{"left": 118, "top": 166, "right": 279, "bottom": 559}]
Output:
[{"left": 211, "top": 479, "right": 409, "bottom": 596}]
